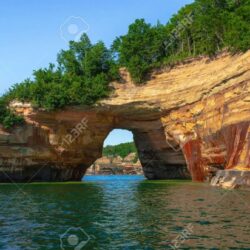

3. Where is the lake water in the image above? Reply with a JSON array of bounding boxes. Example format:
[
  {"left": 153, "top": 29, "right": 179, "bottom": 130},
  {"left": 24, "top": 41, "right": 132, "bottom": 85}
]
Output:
[{"left": 0, "top": 175, "right": 249, "bottom": 249}]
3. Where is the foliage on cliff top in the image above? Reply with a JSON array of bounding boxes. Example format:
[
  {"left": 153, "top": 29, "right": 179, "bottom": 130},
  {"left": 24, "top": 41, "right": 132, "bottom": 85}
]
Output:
[
  {"left": 6, "top": 35, "right": 119, "bottom": 111},
  {"left": 103, "top": 142, "right": 138, "bottom": 160},
  {"left": 0, "top": 97, "right": 24, "bottom": 129},
  {"left": 0, "top": 0, "right": 249, "bottom": 127},
  {"left": 113, "top": 0, "right": 250, "bottom": 82},
  {"left": 0, "top": 35, "right": 119, "bottom": 128}
]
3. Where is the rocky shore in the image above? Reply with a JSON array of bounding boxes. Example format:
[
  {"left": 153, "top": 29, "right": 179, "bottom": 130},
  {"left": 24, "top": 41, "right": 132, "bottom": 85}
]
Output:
[{"left": 86, "top": 153, "right": 143, "bottom": 175}]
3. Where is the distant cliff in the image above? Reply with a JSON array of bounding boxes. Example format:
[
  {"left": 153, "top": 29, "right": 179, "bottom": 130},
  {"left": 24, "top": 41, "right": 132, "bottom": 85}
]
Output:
[{"left": 86, "top": 153, "right": 142, "bottom": 175}]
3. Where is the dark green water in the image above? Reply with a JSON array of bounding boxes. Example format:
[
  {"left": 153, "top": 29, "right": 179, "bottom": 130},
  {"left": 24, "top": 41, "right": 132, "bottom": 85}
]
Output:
[{"left": 0, "top": 175, "right": 249, "bottom": 250}]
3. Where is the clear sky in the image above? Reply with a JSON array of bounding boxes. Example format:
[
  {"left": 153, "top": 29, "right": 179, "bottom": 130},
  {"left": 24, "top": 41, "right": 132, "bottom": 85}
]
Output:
[
  {"left": 0, "top": 0, "right": 193, "bottom": 145},
  {"left": 104, "top": 129, "right": 133, "bottom": 146}
]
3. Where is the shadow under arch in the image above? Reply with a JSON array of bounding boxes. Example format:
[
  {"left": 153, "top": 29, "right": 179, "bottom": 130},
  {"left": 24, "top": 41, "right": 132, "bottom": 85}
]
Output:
[{"left": 87, "top": 122, "right": 191, "bottom": 180}]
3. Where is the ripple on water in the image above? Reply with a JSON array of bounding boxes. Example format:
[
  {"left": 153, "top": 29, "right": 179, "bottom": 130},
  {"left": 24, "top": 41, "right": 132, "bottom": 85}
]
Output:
[{"left": 0, "top": 176, "right": 249, "bottom": 249}]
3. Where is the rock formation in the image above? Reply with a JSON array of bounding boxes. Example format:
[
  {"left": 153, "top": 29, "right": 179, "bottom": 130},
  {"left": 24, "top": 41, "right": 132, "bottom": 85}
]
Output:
[
  {"left": 86, "top": 154, "right": 143, "bottom": 175},
  {"left": 0, "top": 51, "right": 249, "bottom": 187}
]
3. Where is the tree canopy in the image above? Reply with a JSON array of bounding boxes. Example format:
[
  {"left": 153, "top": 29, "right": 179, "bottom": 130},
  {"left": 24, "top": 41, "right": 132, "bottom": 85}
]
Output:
[
  {"left": 6, "top": 34, "right": 119, "bottom": 110},
  {"left": 113, "top": 0, "right": 250, "bottom": 83},
  {"left": 103, "top": 142, "right": 138, "bottom": 159}
]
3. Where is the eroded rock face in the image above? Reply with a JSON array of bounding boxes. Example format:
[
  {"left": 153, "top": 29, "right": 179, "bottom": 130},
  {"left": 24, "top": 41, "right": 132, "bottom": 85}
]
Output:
[{"left": 0, "top": 51, "right": 249, "bottom": 184}]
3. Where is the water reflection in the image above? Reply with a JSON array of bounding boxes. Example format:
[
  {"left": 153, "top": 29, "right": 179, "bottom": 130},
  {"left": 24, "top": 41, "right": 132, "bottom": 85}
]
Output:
[
  {"left": 0, "top": 176, "right": 249, "bottom": 249},
  {"left": 134, "top": 181, "right": 250, "bottom": 249},
  {"left": 0, "top": 183, "right": 104, "bottom": 249}
]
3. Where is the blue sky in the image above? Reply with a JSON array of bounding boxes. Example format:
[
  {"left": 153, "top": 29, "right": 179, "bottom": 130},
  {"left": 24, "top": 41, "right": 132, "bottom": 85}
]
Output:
[{"left": 0, "top": 0, "right": 193, "bottom": 145}]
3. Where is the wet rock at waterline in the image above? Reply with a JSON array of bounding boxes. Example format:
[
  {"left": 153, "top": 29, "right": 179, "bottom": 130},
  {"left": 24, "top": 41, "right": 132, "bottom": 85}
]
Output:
[{"left": 211, "top": 170, "right": 250, "bottom": 189}]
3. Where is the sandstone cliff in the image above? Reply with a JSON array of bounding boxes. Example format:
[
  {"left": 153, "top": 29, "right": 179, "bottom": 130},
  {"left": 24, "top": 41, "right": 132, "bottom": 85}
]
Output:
[{"left": 0, "top": 51, "right": 249, "bottom": 187}]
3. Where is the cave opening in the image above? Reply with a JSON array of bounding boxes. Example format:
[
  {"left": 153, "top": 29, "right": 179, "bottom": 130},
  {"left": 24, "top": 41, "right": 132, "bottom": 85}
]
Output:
[{"left": 85, "top": 129, "right": 143, "bottom": 176}]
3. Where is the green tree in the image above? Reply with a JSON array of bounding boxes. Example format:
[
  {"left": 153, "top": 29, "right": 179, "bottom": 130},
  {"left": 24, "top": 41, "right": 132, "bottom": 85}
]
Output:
[
  {"left": 113, "top": 19, "right": 165, "bottom": 83},
  {"left": 3, "top": 33, "right": 117, "bottom": 112},
  {"left": 103, "top": 142, "right": 138, "bottom": 159},
  {"left": 0, "top": 96, "right": 24, "bottom": 129}
]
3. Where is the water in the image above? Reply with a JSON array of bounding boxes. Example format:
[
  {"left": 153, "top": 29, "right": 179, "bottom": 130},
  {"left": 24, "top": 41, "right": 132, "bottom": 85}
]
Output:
[{"left": 0, "top": 175, "right": 249, "bottom": 249}]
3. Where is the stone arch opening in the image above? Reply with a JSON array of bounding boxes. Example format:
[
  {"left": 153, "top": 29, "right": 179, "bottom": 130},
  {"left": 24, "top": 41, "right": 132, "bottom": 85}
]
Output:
[
  {"left": 84, "top": 117, "right": 191, "bottom": 180},
  {"left": 86, "top": 129, "right": 143, "bottom": 176}
]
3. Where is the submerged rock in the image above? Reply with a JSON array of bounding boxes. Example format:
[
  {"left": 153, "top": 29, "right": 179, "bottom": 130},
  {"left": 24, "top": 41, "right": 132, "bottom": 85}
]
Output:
[{"left": 211, "top": 170, "right": 250, "bottom": 189}]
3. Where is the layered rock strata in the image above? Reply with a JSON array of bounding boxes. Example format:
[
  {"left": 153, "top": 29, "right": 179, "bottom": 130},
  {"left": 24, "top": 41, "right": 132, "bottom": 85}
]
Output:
[{"left": 0, "top": 51, "right": 249, "bottom": 186}]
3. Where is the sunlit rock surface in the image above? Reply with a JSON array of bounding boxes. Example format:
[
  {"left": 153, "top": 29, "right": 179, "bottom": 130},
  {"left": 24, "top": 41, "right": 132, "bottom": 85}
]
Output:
[
  {"left": 0, "top": 51, "right": 249, "bottom": 186},
  {"left": 86, "top": 154, "right": 143, "bottom": 175}
]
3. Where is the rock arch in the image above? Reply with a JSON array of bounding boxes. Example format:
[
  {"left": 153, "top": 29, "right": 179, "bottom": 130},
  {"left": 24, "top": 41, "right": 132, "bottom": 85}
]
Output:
[
  {"left": 0, "top": 51, "right": 249, "bottom": 184},
  {"left": 99, "top": 125, "right": 191, "bottom": 180},
  {"left": 0, "top": 106, "right": 191, "bottom": 182}
]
